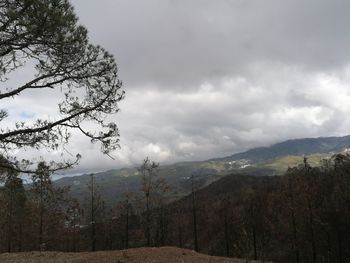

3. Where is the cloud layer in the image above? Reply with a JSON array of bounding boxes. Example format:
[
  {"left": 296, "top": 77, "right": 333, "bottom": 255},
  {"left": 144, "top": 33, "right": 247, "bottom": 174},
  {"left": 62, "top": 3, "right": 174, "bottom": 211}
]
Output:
[{"left": 5, "top": 0, "right": 350, "bottom": 173}]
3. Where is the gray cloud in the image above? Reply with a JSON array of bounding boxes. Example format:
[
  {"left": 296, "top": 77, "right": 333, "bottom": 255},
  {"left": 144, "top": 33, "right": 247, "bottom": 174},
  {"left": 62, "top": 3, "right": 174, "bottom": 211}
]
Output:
[
  {"left": 71, "top": 0, "right": 350, "bottom": 88},
  {"left": 6, "top": 0, "right": 350, "bottom": 174}
]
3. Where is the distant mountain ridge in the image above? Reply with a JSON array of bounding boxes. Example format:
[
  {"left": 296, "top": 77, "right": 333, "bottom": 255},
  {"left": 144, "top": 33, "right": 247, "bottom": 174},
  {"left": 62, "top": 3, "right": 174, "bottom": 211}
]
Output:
[
  {"left": 215, "top": 135, "right": 350, "bottom": 162},
  {"left": 54, "top": 135, "right": 350, "bottom": 206}
]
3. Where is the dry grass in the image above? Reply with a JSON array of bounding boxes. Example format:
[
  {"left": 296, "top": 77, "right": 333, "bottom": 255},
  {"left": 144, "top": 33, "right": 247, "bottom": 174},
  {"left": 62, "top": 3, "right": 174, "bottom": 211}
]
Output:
[{"left": 0, "top": 247, "right": 269, "bottom": 263}]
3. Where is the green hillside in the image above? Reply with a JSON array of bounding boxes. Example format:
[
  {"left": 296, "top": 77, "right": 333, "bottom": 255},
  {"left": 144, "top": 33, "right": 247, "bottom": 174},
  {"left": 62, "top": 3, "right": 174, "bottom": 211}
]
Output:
[
  {"left": 260, "top": 153, "right": 330, "bottom": 174},
  {"left": 54, "top": 135, "right": 350, "bottom": 206},
  {"left": 215, "top": 135, "right": 350, "bottom": 162}
]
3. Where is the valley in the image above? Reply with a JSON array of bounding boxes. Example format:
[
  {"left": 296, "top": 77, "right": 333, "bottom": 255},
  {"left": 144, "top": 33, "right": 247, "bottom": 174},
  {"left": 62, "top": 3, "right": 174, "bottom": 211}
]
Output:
[{"left": 54, "top": 135, "right": 350, "bottom": 206}]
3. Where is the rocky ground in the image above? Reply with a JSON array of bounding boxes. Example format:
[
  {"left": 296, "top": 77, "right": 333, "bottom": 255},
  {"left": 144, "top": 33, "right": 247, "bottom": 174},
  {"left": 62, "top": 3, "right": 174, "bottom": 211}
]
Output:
[{"left": 0, "top": 247, "right": 269, "bottom": 263}]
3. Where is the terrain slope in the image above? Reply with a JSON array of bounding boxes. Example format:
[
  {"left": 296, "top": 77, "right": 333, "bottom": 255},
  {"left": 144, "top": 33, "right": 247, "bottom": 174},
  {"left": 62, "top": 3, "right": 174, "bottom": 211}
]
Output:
[
  {"left": 54, "top": 135, "right": 350, "bottom": 206},
  {"left": 0, "top": 247, "right": 269, "bottom": 263}
]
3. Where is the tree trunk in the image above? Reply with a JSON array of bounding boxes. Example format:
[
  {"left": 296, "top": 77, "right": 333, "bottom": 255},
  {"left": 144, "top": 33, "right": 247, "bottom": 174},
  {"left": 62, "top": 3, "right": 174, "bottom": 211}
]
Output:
[
  {"left": 191, "top": 175, "right": 198, "bottom": 252},
  {"left": 308, "top": 202, "right": 317, "bottom": 263},
  {"left": 252, "top": 226, "right": 257, "bottom": 260},
  {"left": 125, "top": 204, "right": 129, "bottom": 249},
  {"left": 146, "top": 193, "right": 151, "bottom": 247},
  {"left": 7, "top": 193, "right": 13, "bottom": 253},
  {"left": 39, "top": 173, "right": 43, "bottom": 249},
  {"left": 291, "top": 210, "right": 300, "bottom": 263},
  {"left": 91, "top": 174, "right": 96, "bottom": 252},
  {"left": 224, "top": 210, "right": 230, "bottom": 257}
]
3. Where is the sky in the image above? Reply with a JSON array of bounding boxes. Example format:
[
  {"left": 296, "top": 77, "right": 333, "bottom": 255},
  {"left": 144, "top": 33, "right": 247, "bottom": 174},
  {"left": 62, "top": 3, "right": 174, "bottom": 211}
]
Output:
[{"left": 6, "top": 0, "right": 350, "bottom": 174}]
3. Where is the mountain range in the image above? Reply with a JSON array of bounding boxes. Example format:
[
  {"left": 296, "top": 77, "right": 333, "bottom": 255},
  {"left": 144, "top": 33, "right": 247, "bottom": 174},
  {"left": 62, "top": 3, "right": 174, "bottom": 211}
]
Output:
[{"left": 54, "top": 135, "right": 350, "bottom": 206}]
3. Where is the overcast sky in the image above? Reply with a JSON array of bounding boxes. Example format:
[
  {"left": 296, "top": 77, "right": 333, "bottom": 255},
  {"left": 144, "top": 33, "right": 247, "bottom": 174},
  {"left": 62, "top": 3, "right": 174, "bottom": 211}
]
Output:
[{"left": 8, "top": 0, "right": 350, "bottom": 174}]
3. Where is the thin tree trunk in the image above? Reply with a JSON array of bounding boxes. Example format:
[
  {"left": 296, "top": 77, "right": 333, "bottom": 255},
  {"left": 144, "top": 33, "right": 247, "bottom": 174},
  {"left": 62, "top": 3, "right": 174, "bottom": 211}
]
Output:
[
  {"left": 7, "top": 192, "right": 13, "bottom": 253},
  {"left": 160, "top": 206, "right": 165, "bottom": 246},
  {"left": 291, "top": 210, "right": 300, "bottom": 263},
  {"left": 18, "top": 222, "right": 23, "bottom": 252},
  {"left": 146, "top": 193, "right": 151, "bottom": 247},
  {"left": 191, "top": 175, "right": 198, "bottom": 252},
  {"left": 308, "top": 202, "right": 317, "bottom": 263},
  {"left": 91, "top": 174, "right": 96, "bottom": 252},
  {"left": 178, "top": 224, "right": 183, "bottom": 248},
  {"left": 125, "top": 203, "right": 129, "bottom": 249},
  {"left": 253, "top": 226, "right": 257, "bottom": 260},
  {"left": 326, "top": 230, "right": 331, "bottom": 263},
  {"left": 39, "top": 173, "right": 43, "bottom": 249},
  {"left": 224, "top": 210, "right": 230, "bottom": 257},
  {"left": 337, "top": 226, "right": 342, "bottom": 263}
]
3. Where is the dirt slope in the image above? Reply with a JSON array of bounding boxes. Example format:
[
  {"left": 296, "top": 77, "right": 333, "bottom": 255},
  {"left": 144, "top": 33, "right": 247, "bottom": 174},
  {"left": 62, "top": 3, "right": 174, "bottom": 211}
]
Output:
[{"left": 0, "top": 247, "right": 269, "bottom": 263}]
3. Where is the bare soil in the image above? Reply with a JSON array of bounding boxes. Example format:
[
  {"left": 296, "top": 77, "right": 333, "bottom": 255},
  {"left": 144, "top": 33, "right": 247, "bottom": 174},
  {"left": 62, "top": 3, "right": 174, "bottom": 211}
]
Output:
[{"left": 0, "top": 247, "right": 268, "bottom": 263}]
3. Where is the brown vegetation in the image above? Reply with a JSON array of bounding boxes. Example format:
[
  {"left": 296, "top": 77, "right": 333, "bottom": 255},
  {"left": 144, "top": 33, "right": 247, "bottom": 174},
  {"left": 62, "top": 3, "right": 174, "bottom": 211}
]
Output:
[{"left": 0, "top": 247, "right": 268, "bottom": 263}]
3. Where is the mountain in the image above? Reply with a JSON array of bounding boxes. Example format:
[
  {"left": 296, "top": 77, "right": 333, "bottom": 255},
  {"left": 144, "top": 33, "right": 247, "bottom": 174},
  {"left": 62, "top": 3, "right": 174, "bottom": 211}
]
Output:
[
  {"left": 54, "top": 135, "right": 350, "bottom": 206},
  {"left": 215, "top": 135, "right": 350, "bottom": 162}
]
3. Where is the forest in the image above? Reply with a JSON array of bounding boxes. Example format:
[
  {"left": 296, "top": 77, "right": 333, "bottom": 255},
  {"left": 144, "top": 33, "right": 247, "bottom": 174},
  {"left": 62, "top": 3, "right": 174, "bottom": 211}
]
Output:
[
  {"left": 1, "top": 1, "right": 350, "bottom": 262},
  {"left": 0, "top": 154, "right": 349, "bottom": 263}
]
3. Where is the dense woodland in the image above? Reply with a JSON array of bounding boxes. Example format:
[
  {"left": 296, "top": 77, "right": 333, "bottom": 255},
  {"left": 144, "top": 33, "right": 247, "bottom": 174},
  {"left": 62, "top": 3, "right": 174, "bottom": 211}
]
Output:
[{"left": 0, "top": 154, "right": 350, "bottom": 263}]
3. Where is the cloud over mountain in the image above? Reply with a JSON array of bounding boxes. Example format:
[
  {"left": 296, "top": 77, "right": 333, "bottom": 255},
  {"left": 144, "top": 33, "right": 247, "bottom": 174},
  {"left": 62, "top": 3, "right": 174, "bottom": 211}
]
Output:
[{"left": 7, "top": 0, "right": 350, "bottom": 173}]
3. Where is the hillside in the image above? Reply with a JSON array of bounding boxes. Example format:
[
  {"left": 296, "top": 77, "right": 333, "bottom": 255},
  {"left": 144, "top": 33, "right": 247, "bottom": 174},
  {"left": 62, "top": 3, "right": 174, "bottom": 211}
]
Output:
[
  {"left": 0, "top": 247, "right": 269, "bottom": 263},
  {"left": 54, "top": 135, "right": 350, "bottom": 206},
  {"left": 54, "top": 165, "right": 224, "bottom": 206},
  {"left": 152, "top": 157, "right": 350, "bottom": 262},
  {"left": 218, "top": 135, "right": 350, "bottom": 162}
]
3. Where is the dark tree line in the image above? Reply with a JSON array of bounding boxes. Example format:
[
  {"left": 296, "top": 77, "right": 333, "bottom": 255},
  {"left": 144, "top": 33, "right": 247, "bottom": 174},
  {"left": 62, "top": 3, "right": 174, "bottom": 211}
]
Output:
[
  {"left": 0, "top": 161, "right": 71, "bottom": 252},
  {"left": 1, "top": 154, "right": 350, "bottom": 263},
  {"left": 157, "top": 155, "right": 350, "bottom": 263}
]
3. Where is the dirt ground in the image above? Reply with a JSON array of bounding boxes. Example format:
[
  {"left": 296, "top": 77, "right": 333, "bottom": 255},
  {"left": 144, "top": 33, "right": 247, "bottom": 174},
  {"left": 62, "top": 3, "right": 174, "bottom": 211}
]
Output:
[{"left": 0, "top": 247, "right": 269, "bottom": 263}]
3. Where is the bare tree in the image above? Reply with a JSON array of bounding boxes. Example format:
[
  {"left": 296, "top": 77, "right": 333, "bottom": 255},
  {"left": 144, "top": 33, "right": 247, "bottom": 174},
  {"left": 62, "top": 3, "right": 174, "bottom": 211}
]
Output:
[
  {"left": 31, "top": 161, "right": 69, "bottom": 250},
  {"left": 138, "top": 157, "right": 169, "bottom": 247}
]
